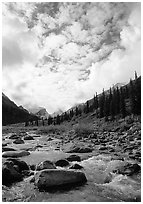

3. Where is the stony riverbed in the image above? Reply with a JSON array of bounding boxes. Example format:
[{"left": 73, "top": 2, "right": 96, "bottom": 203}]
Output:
[{"left": 2, "top": 120, "right": 141, "bottom": 202}]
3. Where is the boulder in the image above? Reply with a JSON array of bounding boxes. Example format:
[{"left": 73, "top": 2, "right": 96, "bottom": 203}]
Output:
[
  {"left": 34, "top": 169, "right": 87, "bottom": 190},
  {"left": 66, "top": 145, "right": 92, "bottom": 153},
  {"left": 99, "top": 146, "right": 108, "bottom": 151},
  {"left": 69, "top": 164, "right": 83, "bottom": 170},
  {"left": 9, "top": 134, "right": 19, "bottom": 140},
  {"left": 30, "top": 164, "right": 36, "bottom": 171},
  {"left": 55, "top": 159, "right": 69, "bottom": 167},
  {"left": 2, "top": 143, "right": 7, "bottom": 147},
  {"left": 67, "top": 155, "right": 81, "bottom": 162},
  {"left": 113, "top": 162, "right": 141, "bottom": 176},
  {"left": 36, "top": 160, "right": 56, "bottom": 171},
  {"left": 7, "top": 158, "right": 29, "bottom": 172},
  {"left": 2, "top": 147, "right": 17, "bottom": 152},
  {"left": 23, "top": 135, "right": 34, "bottom": 140},
  {"left": 2, "top": 161, "right": 23, "bottom": 186},
  {"left": 2, "top": 150, "right": 30, "bottom": 158},
  {"left": 104, "top": 172, "right": 112, "bottom": 183},
  {"left": 13, "top": 139, "right": 24, "bottom": 144}
]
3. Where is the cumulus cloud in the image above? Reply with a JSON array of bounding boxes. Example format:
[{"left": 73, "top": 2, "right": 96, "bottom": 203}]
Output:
[{"left": 2, "top": 2, "right": 141, "bottom": 114}]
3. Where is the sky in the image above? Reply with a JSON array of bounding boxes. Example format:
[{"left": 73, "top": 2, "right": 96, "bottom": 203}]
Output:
[{"left": 2, "top": 2, "right": 141, "bottom": 114}]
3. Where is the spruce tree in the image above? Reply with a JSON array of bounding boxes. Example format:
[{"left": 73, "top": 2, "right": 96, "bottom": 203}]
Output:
[
  {"left": 86, "top": 101, "right": 89, "bottom": 113},
  {"left": 104, "top": 96, "right": 109, "bottom": 121},
  {"left": 120, "top": 87, "right": 126, "bottom": 118},
  {"left": 99, "top": 89, "right": 105, "bottom": 118},
  {"left": 129, "top": 79, "right": 136, "bottom": 114},
  {"left": 75, "top": 107, "right": 79, "bottom": 116},
  {"left": 56, "top": 114, "right": 60, "bottom": 125}
]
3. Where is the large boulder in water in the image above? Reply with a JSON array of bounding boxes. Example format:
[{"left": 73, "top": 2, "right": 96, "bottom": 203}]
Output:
[
  {"left": 67, "top": 147, "right": 92, "bottom": 153},
  {"left": 7, "top": 158, "right": 29, "bottom": 172},
  {"left": 2, "top": 161, "right": 23, "bottom": 186},
  {"left": 23, "top": 135, "right": 34, "bottom": 140},
  {"left": 34, "top": 169, "right": 87, "bottom": 191},
  {"left": 55, "top": 159, "right": 69, "bottom": 167},
  {"left": 36, "top": 160, "right": 56, "bottom": 171},
  {"left": 67, "top": 155, "right": 81, "bottom": 162},
  {"left": 9, "top": 134, "right": 20, "bottom": 140},
  {"left": 13, "top": 139, "right": 24, "bottom": 144},
  {"left": 2, "top": 150, "right": 30, "bottom": 158},
  {"left": 69, "top": 163, "right": 83, "bottom": 170},
  {"left": 2, "top": 147, "right": 17, "bottom": 152}
]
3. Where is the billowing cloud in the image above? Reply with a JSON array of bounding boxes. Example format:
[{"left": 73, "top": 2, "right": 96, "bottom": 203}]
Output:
[{"left": 2, "top": 2, "right": 141, "bottom": 114}]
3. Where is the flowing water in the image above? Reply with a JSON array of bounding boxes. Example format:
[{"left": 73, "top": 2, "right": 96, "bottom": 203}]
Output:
[{"left": 2, "top": 132, "right": 141, "bottom": 202}]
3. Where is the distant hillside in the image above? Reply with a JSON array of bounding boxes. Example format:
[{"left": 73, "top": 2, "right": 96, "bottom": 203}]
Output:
[
  {"left": 47, "top": 75, "right": 141, "bottom": 125},
  {"left": 2, "top": 93, "right": 38, "bottom": 126}
]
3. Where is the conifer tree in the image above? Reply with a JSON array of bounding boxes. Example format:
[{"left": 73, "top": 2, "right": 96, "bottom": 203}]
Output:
[
  {"left": 56, "top": 114, "right": 60, "bottom": 125},
  {"left": 129, "top": 79, "right": 136, "bottom": 114},
  {"left": 99, "top": 89, "right": 105, "bottom": 118},
  {"left": 120, "top": 87, "right": 126, "bottom": 118},
  {"left": 48, "top": 116, "right": 53, "bottom": 125},
  {"left": 75, "top": 107, "right": 79, "bottom": 116},
  {"left": 135, "top": 71, "right": 138, "bottom": 80},
  {"left": 104, "top": 96, "right": 109, "bottom": 121},
  {"left": 110, "top": 98, "right": 115, "bottom": 120},
  {"left": 93, "top": 92, "right": 98, "bottom": 109},
  {"left": 86, "top": 101, "right": 89, "bottom": 113},
  {"left": 116, "top": 87, "right": 120, "bottom": 114}
]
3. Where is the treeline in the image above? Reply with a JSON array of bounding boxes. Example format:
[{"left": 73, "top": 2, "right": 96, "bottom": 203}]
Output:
[
  {"left": 46, "top": 72, "right": 140, "bottom": 125},
  {"left": 25, "top": 72, "right": 140, "bottom": 127}
]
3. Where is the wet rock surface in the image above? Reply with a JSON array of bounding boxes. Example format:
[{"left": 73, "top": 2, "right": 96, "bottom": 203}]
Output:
[
  {"left": 67, "top": 155, "right": 81, "bottom": 162},
  {"left": 2, "top": 150, "right": 30, "bottom": 158},
  {"left": 36, "top": 160, "right": 56, "bottom": 171},
  {"left": 34, "top": 169, "right": 87, "bottom": 191},
  {"left": 2, "top": 161, "right": 23, "bottom": 186},
  {"left": 13, "top": 139, "right": 24, "bottom": 144},
  {"left": 2, "top": 118, "right": 141, "bottom": 202},
  {"left": 55, "top": 159, "right": 69, "bottom": 167}
]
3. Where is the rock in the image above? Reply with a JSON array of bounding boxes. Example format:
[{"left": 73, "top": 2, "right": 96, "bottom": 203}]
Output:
[
  {"left": 34, "top": 169, "right": 87, "bottom": 190},
  {"left": 69, "top": 164, "right": 83, "bottom": 170},
  {"left": 2, "top": 150, "right": 30, "bottom": 158},
  {"left": 67, "top": 155, "right": 81, "bottom": 162},
  {"left": 9, "top": 134, "right": 19, "bottom": 140},
  {"left": 7, "top": 158, "right": 29, "bottom": 172},
  {"left": 104, "top": 172, "right": 113, "bottom": 183},
  {"left": 36, "top": 160, "right": 56, "bottom": 171},
  {"left": 13, "top": 139, "right": 24, "bottom": 144},
  {"left": 99, "top": 146, "right": 108, "bottom": 151},
  {"left": 13, "top": 165, "right": 19, "bottom": 172},
  {"left": 36, "top": 145, "right": 43, "bottom": 148},
  {"left": 47, "top": 138, "right": 53, "bottom": 141},
  {"left": 66, "top": 145, "right": 92, "bottom": 153},
  {"left": 2, "top": 143, "right": 7, "bottom": 147},
  {"left": 113, "top": 162, "right": 141, "bottom": 176},
  {"left": 2, "top": 161, "right": 23, "bottom": 185},
  {"left": 30, "top": 164, "right": 36, "bottom": 171},
  {"left": 55, "top": 159, "right": 69, "bottom": 167},
  {"left": 2, "top": 147, "right": 17, "bottom": 152},
  {"left": 23, "top": 135, "right": 34, "bottom": 140}
]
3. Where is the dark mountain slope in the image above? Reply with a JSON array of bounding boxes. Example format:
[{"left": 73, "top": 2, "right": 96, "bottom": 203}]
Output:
[{"left": 2, "top": 93, "right": 38, "bottom": 126}]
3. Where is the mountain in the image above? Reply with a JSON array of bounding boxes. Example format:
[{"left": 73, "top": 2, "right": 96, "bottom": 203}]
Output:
[
  {"left": 2, "top": 93, "right": 38, "bottom": 126},
  {"left": 28, "top": 106, "right": 44, "bottom": 114},
  {"left": 35, "top": 108, "right": 49, "bottom": 119},
  {"left": 51, "top": 109, "right": 63, "bottom": 117},
  {"left": 19, "top": 105, "right": 29, "bottom": 114}
]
